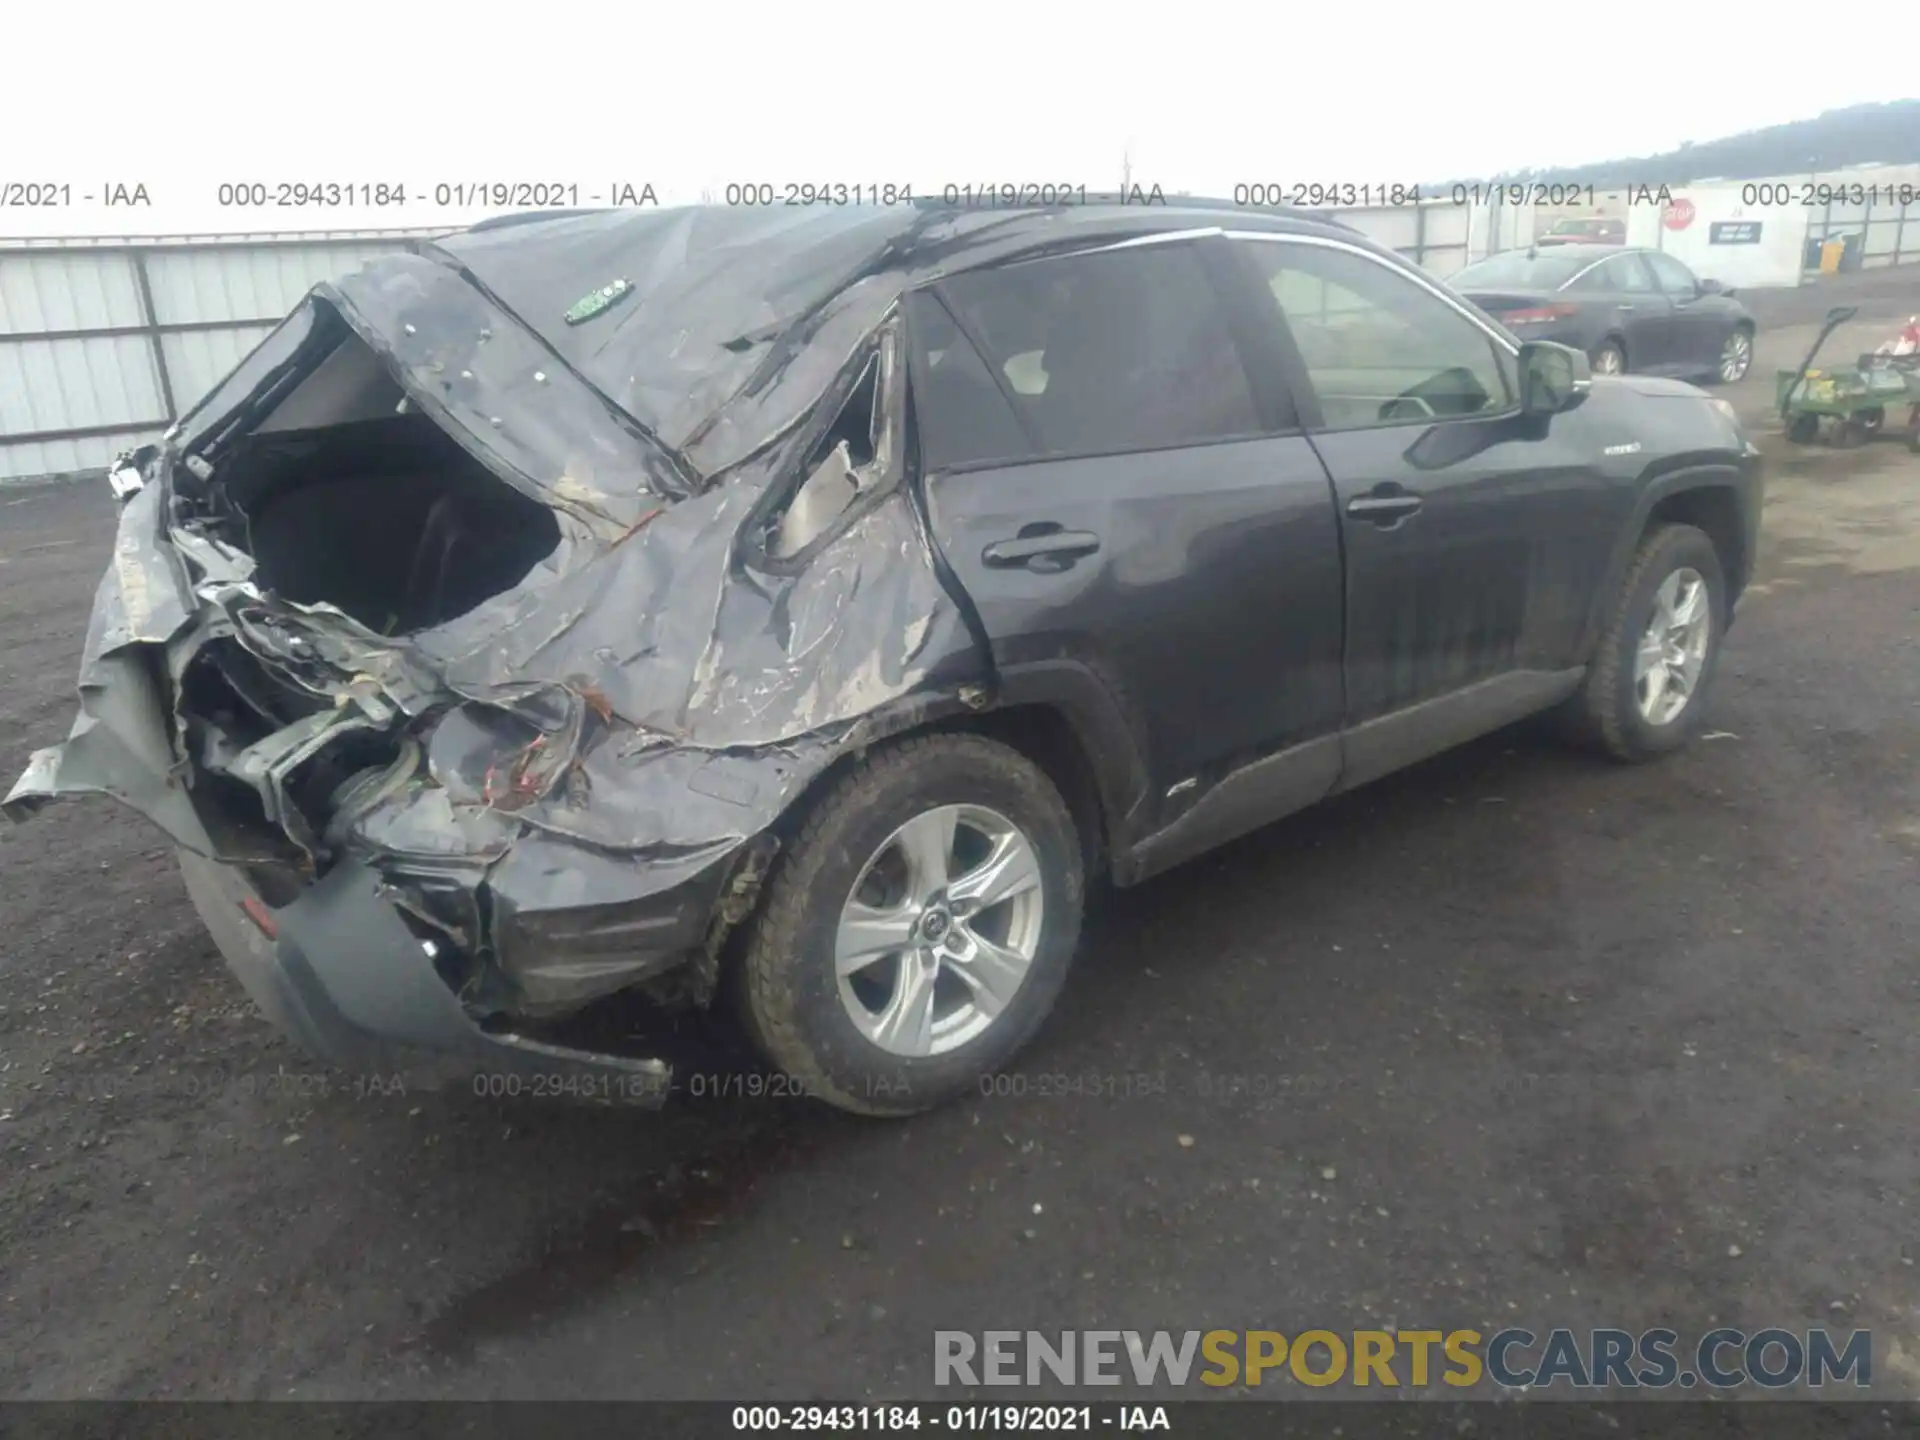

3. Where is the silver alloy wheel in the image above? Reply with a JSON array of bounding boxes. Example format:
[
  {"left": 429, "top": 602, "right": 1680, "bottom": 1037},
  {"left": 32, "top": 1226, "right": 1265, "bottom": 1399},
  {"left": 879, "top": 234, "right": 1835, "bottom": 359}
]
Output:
[
  {"left": 835, "top": 804, "right": 1045, "bottom": 1058},
  {"left": 1634, "top": 567, "right": 1712, "bottom": 726},
  {"left": 1719, "top": 329, "right": 1753, "bottom": 382},
  {"left": 1594, "top": 345, "right": 1624, "bottom": 376}
]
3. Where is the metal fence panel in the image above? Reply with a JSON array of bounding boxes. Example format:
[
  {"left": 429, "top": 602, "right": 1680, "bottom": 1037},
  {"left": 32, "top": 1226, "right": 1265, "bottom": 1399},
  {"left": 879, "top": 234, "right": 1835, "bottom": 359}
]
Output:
[
  {"left": 0, "top": 428, "right": 169, "bottom": 482},
  {"left": 143, "top": 242, "right": 401, "bottom": 325},
  {"left": 159, "top": 324, "right": 281, "bottom": 412},
  {"left": 0, "top": 333, "right": 164, "bottom": 437},
  {"left": 0, "top": 250, "right": 145, "bottom": 336},
  {"left": 0, "top": 234, "right": 430, "bottom": 483}
]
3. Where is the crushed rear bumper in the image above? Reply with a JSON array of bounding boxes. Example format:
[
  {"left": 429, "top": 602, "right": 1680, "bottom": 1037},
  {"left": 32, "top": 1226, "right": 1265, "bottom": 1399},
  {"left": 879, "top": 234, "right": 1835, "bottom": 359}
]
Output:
[{"left": 177, "top": 849, "right": 670, "bottom": 1105}]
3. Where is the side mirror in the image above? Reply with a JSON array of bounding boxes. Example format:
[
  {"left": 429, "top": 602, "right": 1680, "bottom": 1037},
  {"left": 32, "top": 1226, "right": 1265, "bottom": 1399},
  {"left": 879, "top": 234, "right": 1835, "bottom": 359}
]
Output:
[
  {"left": 1518, "top": 341, "right": 1592, "bottom": 414},
  {"left": 1699, "top": 278, "right": 1726, "bottom": 296}
]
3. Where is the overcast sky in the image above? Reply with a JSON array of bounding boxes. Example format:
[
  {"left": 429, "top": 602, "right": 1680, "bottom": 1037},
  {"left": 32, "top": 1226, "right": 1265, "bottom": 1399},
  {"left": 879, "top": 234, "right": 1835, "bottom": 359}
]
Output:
[{"left": 2, "top": 1, "right": 1912, "bottom": 234}]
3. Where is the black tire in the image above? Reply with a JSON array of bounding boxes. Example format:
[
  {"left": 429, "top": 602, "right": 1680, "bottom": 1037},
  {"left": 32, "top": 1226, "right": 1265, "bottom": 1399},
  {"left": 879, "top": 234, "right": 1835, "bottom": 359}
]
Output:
[
  {"left": 1592, "top": 340, "right": 1627, "bottom": 377},
  {"left": 1832, "top": 418, "right": 1866, "bottom": 449},
  {"left": 1567, "top": 524, "right": 1727, "bottom": 762},
  {"left": 1856, "top": 406, "right": 1885, "bottom": 435},
  {"left": 1708, "top": 324, "right": 1755, "bottom": 385},
  {"left": 737, "top": 733, "right": 1085, "bottom": 1117},
  {"left": 1786, "top": 412, "right": 1821, "bottom": 444}
]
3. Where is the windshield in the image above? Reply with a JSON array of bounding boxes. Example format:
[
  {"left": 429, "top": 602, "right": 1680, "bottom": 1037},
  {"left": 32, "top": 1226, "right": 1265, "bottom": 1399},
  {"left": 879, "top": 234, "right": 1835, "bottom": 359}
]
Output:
[
  {"left": 1450, "top": 251, "right": 1588, "bottom": 291},
  {"left": 1548, "top": 219, "right": 1601, "bottom": 235}
]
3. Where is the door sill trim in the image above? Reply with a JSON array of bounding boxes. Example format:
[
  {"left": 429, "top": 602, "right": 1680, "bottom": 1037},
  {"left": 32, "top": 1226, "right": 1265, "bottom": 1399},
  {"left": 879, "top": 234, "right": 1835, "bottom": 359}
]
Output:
[
  {"left": 1336, "top": 667, "right": 1584, "bottom": 794},
  {"left": 1118, "top": 736, "right": 1341, "bottom": 885}
]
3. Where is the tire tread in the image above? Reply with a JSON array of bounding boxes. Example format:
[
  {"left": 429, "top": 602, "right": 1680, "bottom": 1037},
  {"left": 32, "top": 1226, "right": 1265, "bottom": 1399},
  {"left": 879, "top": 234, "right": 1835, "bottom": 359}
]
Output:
[
  {"left": 738, "top": 732, "right": 1077, "bottom": 1116},
  {"left": 1573, "top": 522, "right": 1719, "bottom": 761}
]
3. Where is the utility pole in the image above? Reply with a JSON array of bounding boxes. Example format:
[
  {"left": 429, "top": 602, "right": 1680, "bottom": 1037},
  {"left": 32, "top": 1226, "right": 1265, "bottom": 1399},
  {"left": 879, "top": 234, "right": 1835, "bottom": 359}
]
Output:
[{"left": 1121, "top": 145, "right": 1132, "bottom": 194}]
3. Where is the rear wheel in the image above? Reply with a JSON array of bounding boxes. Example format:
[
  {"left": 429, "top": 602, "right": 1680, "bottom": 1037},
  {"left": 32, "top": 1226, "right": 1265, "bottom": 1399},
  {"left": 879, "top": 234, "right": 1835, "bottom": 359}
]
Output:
[
  {"left": 1567, "top": 524, "right": 1726, "bottom": 762},
  {"left": 1786, "top": 412, "right": 1821, "bottom": 444},
  {"left": 737, "top": 734, "right": 1085, "bottom": 1116},
  {"left": 1716, "top": 326, "right": 1754, "bottom": 383},
  {"left": 1592, "top": 340, "right": 1627, "bottom": 376}
]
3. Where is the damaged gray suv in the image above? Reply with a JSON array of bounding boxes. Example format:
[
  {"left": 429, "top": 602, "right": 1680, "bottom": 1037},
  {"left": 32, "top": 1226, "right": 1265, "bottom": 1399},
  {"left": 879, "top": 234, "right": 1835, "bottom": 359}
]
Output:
[{"left": 7, "top": 200, "right": 1763, "bottom": 1115}]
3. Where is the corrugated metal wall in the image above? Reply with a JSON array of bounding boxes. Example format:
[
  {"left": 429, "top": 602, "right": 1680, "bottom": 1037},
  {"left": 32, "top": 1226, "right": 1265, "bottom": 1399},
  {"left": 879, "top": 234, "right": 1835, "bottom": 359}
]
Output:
[
  {"left": 1336, "top": 200, "right": 1479, "bottom": 277},
  {"left": 0, "top": 233, "right": 442, "bottom": 484}
]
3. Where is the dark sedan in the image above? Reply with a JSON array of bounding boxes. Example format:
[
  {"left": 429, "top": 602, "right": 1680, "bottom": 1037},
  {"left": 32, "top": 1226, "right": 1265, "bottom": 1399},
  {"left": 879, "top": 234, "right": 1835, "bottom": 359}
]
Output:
[{"left": 1451, "top": 244, "right": 1756, "bottom": 384}]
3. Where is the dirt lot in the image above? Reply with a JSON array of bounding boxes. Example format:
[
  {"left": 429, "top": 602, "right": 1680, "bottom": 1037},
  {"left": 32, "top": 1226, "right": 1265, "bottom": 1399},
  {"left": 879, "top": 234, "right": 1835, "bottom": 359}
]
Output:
[{"left": 2, "top": 267, "right": 1917, "bottom": 1402}]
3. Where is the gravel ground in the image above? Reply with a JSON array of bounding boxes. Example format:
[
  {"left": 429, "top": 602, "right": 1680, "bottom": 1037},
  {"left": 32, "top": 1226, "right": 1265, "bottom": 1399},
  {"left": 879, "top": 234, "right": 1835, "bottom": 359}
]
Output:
[{"left": 1, "top": 267, "right": 1917, "bottom": 1403}]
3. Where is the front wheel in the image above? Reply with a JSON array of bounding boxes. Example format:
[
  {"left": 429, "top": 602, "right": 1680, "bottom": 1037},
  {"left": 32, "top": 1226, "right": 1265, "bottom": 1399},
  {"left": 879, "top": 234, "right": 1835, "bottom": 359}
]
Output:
[
  {"left": 1715, "top": 326, "right": 1754, "bottom": 384},
  {"left": 1567, "top": 524, "right": 1727, "bottom": 762},
  {"left": 737, "top": 734, "right": 1085, "bottom": 1116}
]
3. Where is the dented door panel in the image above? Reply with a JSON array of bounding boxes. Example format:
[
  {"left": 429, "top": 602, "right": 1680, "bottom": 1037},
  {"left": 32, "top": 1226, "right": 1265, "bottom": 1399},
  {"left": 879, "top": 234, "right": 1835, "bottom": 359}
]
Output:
[{"left": 925, "top": 438, "right": 1346, "bottom": 801}]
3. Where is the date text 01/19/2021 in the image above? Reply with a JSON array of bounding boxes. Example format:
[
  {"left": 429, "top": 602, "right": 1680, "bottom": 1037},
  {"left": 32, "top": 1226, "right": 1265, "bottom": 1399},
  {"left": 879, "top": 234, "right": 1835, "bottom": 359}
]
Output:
[{"left": 731, "top": 1405, "right": 1169, "bottom": 1431}]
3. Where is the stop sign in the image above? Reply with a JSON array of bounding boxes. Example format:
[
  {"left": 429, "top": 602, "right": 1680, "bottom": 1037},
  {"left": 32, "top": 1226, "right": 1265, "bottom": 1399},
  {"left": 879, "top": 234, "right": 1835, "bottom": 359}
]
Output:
[{"left": 1663, "top": 198, "right": 1697, "bottom": 231}]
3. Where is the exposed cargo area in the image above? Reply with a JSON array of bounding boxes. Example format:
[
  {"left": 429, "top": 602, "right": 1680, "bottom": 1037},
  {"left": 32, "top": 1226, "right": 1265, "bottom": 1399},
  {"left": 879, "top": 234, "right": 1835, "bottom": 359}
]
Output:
[{"left": 201, "top": 329, "right": 561, "bottom": 636}]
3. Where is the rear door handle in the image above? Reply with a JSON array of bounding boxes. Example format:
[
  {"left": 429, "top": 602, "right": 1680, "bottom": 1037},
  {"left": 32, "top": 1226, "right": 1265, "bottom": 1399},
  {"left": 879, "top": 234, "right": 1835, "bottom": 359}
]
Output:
[{"left": 982, "top": 529, "right": 1102, "bottom": 568}]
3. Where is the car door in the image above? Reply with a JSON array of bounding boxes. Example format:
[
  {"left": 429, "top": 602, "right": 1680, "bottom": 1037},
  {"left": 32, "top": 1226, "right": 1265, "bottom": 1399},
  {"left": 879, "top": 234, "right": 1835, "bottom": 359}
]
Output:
[
  {"left": 1643, "top": 251, "right": 1717, "bottom": 373},
  {"left": 1222, "top": 230, "right": 1624, "bottom": 789},
  {"left": 1573, "top": 252, "right": 1672, "bottom": 372},
  {"left": 910, "top": 238, "right": 1346, "bottom": 842}
]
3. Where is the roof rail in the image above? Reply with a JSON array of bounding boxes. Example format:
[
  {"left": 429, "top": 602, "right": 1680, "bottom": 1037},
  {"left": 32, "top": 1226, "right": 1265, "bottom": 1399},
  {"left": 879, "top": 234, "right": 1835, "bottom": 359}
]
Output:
[
  {"left": 463, "top": 207, "right": 613, "bottom": 234},
  {"left": 909, "top": 191, "right": 1360, "bottom": 233}
]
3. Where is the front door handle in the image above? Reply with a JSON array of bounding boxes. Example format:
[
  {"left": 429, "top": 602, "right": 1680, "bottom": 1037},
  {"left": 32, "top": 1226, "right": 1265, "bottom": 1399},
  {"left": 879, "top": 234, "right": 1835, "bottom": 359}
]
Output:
[
  {"left": 982, "top": 528, "right": 1102, "bottom": 568},
  {"left": 1346, "top": 488, "right": 1423, "bottom": 525}
]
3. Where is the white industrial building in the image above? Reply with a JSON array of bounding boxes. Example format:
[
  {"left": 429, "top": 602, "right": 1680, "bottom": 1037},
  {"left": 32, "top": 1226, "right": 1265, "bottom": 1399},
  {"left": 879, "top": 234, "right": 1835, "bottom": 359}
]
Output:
[{"left": 3, "top": 165, "right": 1916, "bottom": 486}]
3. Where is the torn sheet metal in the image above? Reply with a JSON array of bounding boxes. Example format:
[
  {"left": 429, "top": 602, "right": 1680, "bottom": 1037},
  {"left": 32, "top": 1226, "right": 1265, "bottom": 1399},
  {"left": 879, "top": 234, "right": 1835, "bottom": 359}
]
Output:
[{"left": 7, "top": 201, "right": 1228, "bottom": 1048}]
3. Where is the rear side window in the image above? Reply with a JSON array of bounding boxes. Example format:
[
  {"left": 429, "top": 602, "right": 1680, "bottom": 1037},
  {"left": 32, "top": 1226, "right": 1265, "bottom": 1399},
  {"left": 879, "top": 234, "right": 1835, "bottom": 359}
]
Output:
[
  {"left": 927, "top": 243, "right": 1261, "bottom": 463},
  {"left": 1589, "top": 254, "right": 1656, "bottom": 292},
  {"left": 1644, "top": 251, "right": 1699, "bottom": 298},
  {"left": 905, "top": 291, "right": 1036, "bottom": 471}
]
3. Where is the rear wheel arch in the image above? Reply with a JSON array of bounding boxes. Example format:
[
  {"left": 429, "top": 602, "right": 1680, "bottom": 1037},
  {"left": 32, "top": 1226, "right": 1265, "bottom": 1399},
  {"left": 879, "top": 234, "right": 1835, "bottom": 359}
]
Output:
[
  {"left": 962, "top": 703, "right": 1113, "bottom": 879},
  {"left": 747, "top": 677, "right": 1144, "bottom": 928},
  {"left": 733, "top": 728, "right": 1088, "bottom": 1114}
]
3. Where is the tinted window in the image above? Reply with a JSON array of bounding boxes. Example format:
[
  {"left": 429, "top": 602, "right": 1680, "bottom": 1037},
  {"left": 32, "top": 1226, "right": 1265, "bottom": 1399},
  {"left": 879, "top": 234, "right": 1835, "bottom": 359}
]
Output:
[
  {"left": 1644, "top": 252, "right": 1699, "bottom": 298},
  {"left": 1242, "top": 240, "right": 1514, "bottom": 431},
  {"left": 1577, "top": 254, "right": 1656, "bottom": 293},
  {"left": 1450, "top": 251, "right": 1588, "bottom": 290},
  {"left": 932, "top": 244, "right": 1261, "bottom": 460},
  {"left": 905, "top": 291, "right": 1035, "bottom": 470}
]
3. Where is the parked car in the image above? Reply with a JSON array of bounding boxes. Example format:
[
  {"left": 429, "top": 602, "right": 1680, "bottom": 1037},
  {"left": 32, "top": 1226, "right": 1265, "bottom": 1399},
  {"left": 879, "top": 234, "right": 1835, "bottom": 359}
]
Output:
[
  {"left": 1450, "top": 244, "right": 1757, "bottom": 384},
  {"left": 1535, "top": 216, "right": 1626, "bottom": 247},
  {"left": 6, "top": 200, "right": 1763, "bottom": 1117}
]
